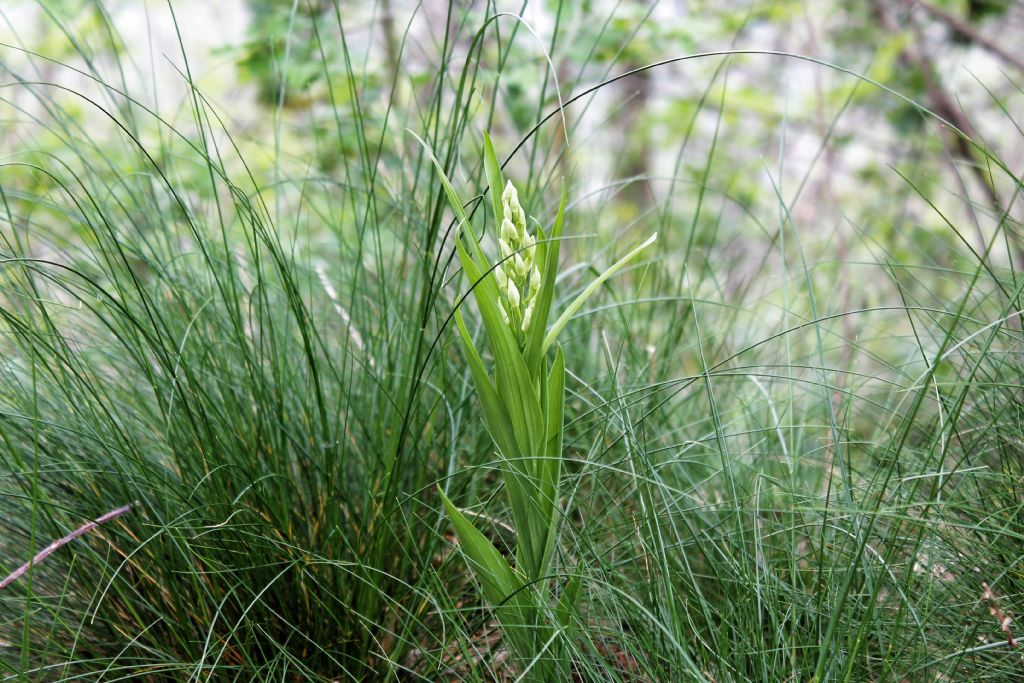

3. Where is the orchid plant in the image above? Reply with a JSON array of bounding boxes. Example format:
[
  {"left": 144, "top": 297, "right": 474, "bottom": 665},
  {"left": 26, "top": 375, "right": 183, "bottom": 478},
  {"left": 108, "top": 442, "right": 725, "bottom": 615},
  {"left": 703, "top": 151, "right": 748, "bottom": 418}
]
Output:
[{"left": 417, "top": 131, "right": 656, "bottom": 680}]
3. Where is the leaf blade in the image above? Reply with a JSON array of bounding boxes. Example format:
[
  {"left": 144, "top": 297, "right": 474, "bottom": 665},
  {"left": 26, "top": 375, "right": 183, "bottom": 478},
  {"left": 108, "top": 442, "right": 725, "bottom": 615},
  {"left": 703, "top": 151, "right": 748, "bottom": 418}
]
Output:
[{"left": 543, "top": 232, "right": 658, "bottom": 354}]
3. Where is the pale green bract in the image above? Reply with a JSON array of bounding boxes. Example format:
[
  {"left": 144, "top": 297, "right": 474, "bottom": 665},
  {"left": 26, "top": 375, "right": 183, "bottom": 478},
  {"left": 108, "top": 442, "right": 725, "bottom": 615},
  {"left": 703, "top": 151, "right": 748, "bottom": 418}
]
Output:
[{"left": 413, "top": 129, "right": 656, "bottom": 682}]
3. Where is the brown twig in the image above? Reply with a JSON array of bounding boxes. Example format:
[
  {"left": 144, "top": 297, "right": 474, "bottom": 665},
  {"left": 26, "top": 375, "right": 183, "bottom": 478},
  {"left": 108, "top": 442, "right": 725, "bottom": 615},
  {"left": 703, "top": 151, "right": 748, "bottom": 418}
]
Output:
[
  {"left": 982, "top": 582, "right": 1018, "bottom": 647},
  {"left": 1, "top": 503, "right": 133, "bottom": 590},
  {"left": 874, "top": 2, "right": 997, "bottom": 200},
  {"left": 872, "top": 0, "right": 1024, "bottom": 270},
  {"left": 913, "top": 0, "right": 1024, "bottom": 74}
]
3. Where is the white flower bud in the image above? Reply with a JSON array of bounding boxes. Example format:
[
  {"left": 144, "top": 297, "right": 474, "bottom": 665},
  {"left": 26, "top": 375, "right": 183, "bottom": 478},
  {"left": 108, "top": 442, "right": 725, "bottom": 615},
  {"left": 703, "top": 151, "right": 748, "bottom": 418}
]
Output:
[
  {"left": 529, "top": 266, "right": 541, "bottom": 292},
  {"left": 502, "top": 179, "right": 517, "bottom": 209},
  {"left": 514, "top": 254, "right": 526, "bottom": 277},
  {"left": 506, "top": 281, "right": 520, "bottom": 309},
  {"left": 521, "top": 302, "right": 533, "bottom": 332},
  {"left": 502, "top": 180, "right": 526, "bottom": 237},
  {"left": 521, "top": 235, "right": 535, "bottom": 267},
  {"left": 498, "top": 238, "right": 512, "bottom": 259},
  {"left": 501, "top": 217, "right": 516, "bottom": 243}
]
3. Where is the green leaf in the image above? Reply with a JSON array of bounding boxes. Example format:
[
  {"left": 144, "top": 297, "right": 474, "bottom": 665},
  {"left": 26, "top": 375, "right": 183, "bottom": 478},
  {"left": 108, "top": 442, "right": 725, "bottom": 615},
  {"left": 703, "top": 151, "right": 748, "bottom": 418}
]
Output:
[
  {"left": 453, "top": 233, "right": 514, "bottom": 354},
  {"left": 502, "top": 459, "right": 548, "bottom": 582},
  {"left": 492, "top": 353, "right": 544, "bottom": 458},
  {"left": 439, "top": 488, "right": 538, "bottom": 664},
  {"left": 454, "top": 310, "right": 516, "bottom": 459},
  {"left": 438, "top": 488, "right": 523, "bottom": 605},
  {"left": 555, "top": 566, "right": 582, "bottom": 629},
  {"left": 525, "top": 185, "right": 567, "bottom": 375},
  {"left": 537, "top": 347, "right": 565, "bottom": 577},
  {"left": 456, "top": 239, "right": 544, "bottom": 460},
  {"left": 483, "top": 131, "right": 505, "bottom": 228},
  {"left": 543, "top": 232, "right": 658, "bottom": 353},
  {"left": 509, "top": 348, "right": 565, "bottom": 583},
  {"left": 408, "top": 129, "right": 488, "bottom": 274},
  {"left": 544, "top": 347, "right": 565, "bottom": 462}
]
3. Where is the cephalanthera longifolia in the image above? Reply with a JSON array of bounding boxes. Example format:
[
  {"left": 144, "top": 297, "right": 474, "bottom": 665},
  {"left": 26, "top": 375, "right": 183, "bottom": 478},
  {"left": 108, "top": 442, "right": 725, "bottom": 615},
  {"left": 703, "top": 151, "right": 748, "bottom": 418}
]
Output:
[{"left": 415, "top": 131, "right": 656, "bottom": 681}]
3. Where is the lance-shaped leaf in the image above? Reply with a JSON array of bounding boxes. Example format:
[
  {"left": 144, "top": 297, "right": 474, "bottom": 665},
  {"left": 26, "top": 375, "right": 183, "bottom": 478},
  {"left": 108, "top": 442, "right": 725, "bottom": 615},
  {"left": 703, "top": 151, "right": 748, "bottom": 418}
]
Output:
[
  {"left": 555, "top": 569, "right": 581, "bottom": 630},
  {"left": 454, "top": 310, "right": 516, "bottom": 459},
  {"left": 438, "top": 489, "right": 523, "bottom": 601},
  {"left": 483, "top": 132, "right": 505, "bottom": 229},
  {"left": 535, "top": 346, "right": 565, "bottom": 578},
  {"left": 438, "top": 489, "right": 534, "bottom": 646},
  {"left": 457, "top": 313, "right": 548, "bottom": 582},
  {"left": 543, "top": 233, "right": 658, "bottom": 354},
  {"left": 524, "top": 187, "right": 566, "bottom": 377},
  {"left": 455, "top": 233, "right": 544, "bottom": 460}
]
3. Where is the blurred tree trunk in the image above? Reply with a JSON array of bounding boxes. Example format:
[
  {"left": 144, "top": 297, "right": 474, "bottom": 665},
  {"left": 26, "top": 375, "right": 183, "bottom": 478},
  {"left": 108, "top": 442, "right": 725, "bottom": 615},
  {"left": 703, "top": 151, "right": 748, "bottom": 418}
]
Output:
[
  {"left": 617, "top": 69, "right": 652, "bottom": 213},
  {"left": 615, "top": 3, "right": 654, "bottom": 214},
  {"left": 380, "top": 0, "right": 400, "bottom": 81},
  {"left": 915, "top": 0, "right": 1024, "bottom": 72},
  {"left": 872, "top": 0, "right": 1023, "bottom": 268}
]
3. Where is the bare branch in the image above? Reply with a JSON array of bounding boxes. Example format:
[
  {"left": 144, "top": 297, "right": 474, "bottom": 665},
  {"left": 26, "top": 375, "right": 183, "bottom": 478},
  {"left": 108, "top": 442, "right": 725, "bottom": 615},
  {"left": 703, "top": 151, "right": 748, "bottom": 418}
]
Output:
[
  {"left": 1, "top": 504, "right": 133, "bottom": 590},
  {"left": 914, "top": 0, "right": 1024, "bottom": 73}
]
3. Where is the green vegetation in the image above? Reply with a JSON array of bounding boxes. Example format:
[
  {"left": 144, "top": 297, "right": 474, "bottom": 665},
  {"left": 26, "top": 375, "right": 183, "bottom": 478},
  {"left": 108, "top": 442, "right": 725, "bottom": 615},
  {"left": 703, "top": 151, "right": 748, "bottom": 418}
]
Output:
[
  {"left": 0, "top": 2, "right": 1022, "bottom": 681},
  {"left": 431, "top": 131, "right": 656, "bottom": 680}
]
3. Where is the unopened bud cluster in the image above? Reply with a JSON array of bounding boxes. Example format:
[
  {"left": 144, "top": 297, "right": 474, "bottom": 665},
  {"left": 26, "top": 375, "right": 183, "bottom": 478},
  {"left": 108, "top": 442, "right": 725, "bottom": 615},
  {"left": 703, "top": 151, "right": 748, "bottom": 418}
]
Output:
[{"left": 494, "top": 180, "right": 541, "bottom": 343}]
